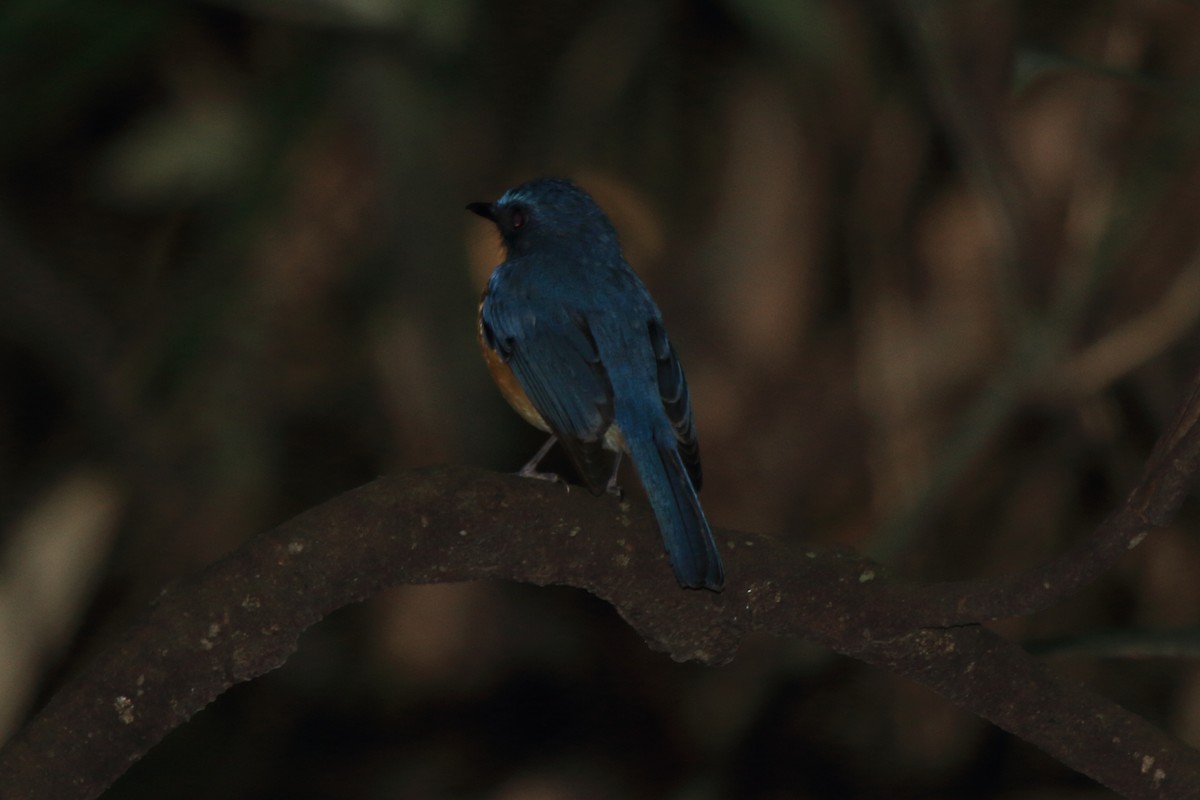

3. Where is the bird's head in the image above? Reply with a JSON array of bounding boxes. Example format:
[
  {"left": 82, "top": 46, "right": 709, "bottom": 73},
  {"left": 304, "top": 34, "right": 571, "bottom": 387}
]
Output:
[{"left": 467, "top": 178, "right": 620, "bottom": 258}]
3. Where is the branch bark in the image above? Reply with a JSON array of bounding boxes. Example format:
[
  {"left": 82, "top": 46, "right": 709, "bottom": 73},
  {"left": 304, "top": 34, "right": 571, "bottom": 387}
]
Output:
[{"left": 1, "top": 373, "right": 1199, "bottom": 799}]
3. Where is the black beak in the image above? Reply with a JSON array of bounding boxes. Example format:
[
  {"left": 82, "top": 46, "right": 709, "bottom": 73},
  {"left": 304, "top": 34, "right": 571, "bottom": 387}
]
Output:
[{"left": 466, "top": 201, "right": 495, "bottom": 221}]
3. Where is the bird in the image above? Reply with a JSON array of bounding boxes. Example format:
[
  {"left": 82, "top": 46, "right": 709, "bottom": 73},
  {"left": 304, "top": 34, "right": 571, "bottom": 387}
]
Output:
[{"left": 468, "top": 177, "right": 724, "bottom": 591}]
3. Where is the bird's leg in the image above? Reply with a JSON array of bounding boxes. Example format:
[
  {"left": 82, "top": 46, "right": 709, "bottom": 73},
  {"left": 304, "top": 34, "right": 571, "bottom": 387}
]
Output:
[
  {"left": 518, "top": 435, "right": 566, "bottom": 487},
  {"left": 605, "top": 452, "right": 624, "bottom": 498}
]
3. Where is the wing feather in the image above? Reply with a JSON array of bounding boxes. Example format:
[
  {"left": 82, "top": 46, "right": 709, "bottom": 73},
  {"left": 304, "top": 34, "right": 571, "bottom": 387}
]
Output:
[
  {"left": 648, "top": 319, "right": 701, "bottom": 491},
  {"left": 482, "top": 286, "right": 616, "bottom": 494}
]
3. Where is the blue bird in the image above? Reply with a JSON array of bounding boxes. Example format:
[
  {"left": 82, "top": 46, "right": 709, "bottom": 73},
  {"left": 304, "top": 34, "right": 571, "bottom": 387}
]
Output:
[{"left": 468, "top": 177, "right": 724, "bottom": 591}]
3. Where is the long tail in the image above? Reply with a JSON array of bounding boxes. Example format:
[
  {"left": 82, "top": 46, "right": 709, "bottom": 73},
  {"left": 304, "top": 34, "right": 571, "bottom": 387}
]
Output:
[{"left": 626, "top": 429, "right": 724, "bottom": 590}]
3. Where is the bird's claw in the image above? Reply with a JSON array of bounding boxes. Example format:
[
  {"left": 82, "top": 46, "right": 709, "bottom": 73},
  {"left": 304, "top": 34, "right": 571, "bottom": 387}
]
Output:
[{"left": 518, "top": 465, "right": 570, "bottom": 492}]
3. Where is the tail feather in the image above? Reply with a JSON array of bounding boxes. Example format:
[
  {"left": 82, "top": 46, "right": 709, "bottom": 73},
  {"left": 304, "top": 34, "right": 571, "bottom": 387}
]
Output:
[{"left": 627, "top": 431, "right": 724, "bottom": 590}]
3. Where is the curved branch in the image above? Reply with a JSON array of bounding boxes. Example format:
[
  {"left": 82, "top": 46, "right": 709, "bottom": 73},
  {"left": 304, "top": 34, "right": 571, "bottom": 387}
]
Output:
[
  {"left": 0, "top": 455, "right": 1197, "bottom": 799},
  {"left": 900, "top": 367, "right": 1200, "bottom": 626}
]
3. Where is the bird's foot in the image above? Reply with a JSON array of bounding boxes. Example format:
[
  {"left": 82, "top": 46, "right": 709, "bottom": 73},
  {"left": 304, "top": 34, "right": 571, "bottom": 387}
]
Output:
[{"left": 518, "top": 464, "right": 570, "bottom": 492}]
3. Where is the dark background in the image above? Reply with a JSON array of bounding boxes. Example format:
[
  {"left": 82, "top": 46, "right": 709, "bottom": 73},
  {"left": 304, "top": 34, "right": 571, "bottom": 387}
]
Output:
[{"left": 3, "top": 1, "right": 1200, "bottom": 797}]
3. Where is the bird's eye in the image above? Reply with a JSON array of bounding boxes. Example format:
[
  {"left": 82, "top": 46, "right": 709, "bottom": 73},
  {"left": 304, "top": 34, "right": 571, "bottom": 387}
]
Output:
[{"left": 510, "top": 208, "right": 526, "bottom": 229}]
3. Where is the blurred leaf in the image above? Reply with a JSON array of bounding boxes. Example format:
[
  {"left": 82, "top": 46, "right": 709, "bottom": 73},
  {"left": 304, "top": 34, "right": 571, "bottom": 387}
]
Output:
[
  {"left": 1013, "top": 45, "right": 1178, "bottom": 95},
  {"left": 93, "top": 102, "right": 259, "bottom": 206},
  {"left": 216, "top": 0, "right": 471, "bottom": 47},
  {"left": 0, "top": 471, "right": 122, "bottom": 742},
  {"left": 721, "top": 0, "right": 840, "bottom": 63}
]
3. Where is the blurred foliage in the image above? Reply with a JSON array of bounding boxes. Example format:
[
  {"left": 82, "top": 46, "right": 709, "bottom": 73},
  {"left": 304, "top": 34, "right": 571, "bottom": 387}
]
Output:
[{"left": 3, "top": 0, "right": 1200, "bottom": 797}]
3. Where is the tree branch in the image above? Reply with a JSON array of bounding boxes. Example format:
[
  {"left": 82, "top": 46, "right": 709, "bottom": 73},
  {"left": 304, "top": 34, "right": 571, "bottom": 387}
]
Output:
[
  {"left": 896, "top": 366, "right": 1200, "bottom": 627},
  {"left": 2, "top": 373, "right": 1200, "bottom": 799}
]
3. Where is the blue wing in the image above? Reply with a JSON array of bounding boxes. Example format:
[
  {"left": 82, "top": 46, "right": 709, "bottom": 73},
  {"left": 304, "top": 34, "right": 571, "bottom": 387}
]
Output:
[
  {"left": 481, "top": 282, "right": 616, "bottom": 494},
  {"left": 648, "top": 318, "right": 702, "bottom": 491}
]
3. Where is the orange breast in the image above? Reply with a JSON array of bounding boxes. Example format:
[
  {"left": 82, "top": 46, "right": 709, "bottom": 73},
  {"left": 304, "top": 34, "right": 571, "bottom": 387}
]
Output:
[{"left": 478, "top": 292, "right": 551, "bottom": 433}]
